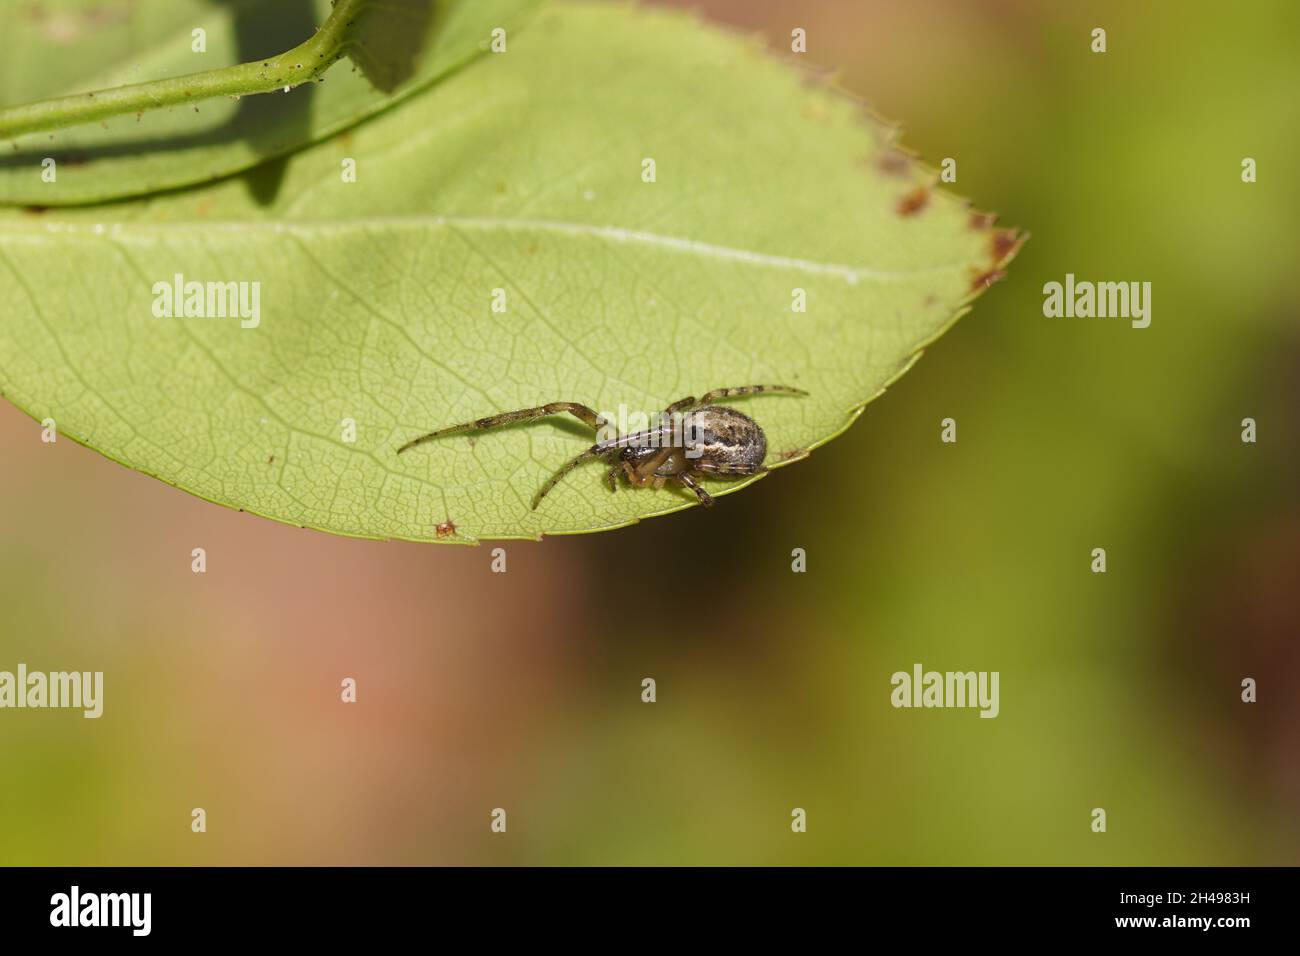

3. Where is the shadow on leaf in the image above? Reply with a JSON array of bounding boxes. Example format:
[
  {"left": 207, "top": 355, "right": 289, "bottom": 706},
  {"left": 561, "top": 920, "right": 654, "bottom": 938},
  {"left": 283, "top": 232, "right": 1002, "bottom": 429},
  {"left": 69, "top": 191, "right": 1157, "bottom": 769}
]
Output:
[{"left": 345, "top": 0, "right": 442, "bottom": 93}]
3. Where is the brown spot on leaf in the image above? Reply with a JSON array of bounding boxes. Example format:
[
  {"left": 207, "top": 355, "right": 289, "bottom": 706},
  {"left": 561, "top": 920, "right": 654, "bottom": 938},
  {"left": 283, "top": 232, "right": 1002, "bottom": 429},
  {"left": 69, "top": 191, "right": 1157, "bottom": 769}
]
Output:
[
  {"left": 896, "top": 187, "right": 930, "bottom": 217},
  {"left": 969, "top": 268, "right": 1006, "bottom": 293},
  {"left": 969, "top": 211, "right": 998, "bottom": 231},
  {"left": 990, "top": 228, "right": 1022, "bottom": 264},
  {"left": 435, "top": 519, "right": 457, "bottom": 539},
  {"left": 777, "top": 448, "right": 808, "bottom": 463},
  {"left": 20, "top": 206, "right": 48, "bottom": 216},
  {"left": 876, "top": 148, "right": 911, "bottom": 177}
]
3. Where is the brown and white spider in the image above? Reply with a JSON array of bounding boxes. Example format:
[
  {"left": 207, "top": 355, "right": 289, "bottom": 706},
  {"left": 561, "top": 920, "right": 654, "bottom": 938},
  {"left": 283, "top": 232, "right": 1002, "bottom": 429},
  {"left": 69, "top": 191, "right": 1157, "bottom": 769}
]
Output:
[{"left": 397, "top": 384, "right": 808, "bottom": 510}]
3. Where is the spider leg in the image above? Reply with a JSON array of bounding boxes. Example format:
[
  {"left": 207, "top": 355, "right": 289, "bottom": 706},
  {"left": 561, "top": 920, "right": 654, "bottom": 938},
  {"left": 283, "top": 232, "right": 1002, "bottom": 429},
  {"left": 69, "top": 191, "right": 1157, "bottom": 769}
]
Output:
[
  {"left": 694, "top": 461, "right": 768, "bottom": 477},
  {"left": 533, "top": 447, "right": 609, "bottom": 509},
  {"left": 398, "top": 402, "right": 607, "bottom": 454},
  {"left": 696, "top": 384, "right": 808, "bottom": 405},
  {"left": 677, "top": 472, "right": 715, "bottom": 507},
  {"left": 664, "top": 384, "right": 807, "bottom": 414}
]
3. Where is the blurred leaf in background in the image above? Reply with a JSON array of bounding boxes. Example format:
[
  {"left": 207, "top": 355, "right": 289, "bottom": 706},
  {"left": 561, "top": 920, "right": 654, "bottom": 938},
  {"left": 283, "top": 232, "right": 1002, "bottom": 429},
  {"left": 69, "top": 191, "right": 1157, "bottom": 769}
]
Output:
[{"left": 0, "top": 0, "right": 541, "bottom": 203}]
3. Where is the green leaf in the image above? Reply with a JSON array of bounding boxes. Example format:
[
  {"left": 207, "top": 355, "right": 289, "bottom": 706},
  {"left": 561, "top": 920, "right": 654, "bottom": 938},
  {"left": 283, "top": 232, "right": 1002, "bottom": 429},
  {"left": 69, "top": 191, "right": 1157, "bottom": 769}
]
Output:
[
  {"left": 0, "top": 0, "right": 541, "bottom": 205},
  {"left": 0, "top": 1, "right": 1022, "bottom": 543}
]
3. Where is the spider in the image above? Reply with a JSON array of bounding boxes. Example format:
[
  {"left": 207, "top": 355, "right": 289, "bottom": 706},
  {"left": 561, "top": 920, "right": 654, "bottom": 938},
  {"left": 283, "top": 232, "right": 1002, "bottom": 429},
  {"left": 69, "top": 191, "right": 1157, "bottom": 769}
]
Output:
[{"left": 397, "top": 384, "right": 808, "bottom": 510}]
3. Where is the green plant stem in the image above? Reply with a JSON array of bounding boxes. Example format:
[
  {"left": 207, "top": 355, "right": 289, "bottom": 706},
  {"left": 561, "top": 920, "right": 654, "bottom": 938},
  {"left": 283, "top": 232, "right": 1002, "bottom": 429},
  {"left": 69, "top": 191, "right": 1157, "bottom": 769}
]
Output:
[{"left": 0, "top": 0, "right": 365, "bottom": 140}]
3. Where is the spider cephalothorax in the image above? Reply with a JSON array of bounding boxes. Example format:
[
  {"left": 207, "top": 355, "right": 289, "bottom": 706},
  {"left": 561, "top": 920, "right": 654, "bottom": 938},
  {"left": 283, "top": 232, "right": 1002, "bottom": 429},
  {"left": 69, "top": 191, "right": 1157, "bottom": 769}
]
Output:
[{"left": 397, "top": 385, "right": 807, "bottom": 510}]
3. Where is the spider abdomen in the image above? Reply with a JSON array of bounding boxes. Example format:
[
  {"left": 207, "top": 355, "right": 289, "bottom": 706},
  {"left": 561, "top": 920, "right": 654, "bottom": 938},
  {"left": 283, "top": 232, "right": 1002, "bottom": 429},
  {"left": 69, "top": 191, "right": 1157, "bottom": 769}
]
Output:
[{"left": 683, "top": 405, "right": 767, "bottom": 473}]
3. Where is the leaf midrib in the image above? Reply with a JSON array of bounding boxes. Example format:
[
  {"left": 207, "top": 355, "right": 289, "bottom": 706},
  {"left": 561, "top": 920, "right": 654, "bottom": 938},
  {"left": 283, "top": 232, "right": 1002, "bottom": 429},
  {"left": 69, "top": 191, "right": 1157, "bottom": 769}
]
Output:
[{"left": 1, "top": 215, "right": 968, "bottom": 282}]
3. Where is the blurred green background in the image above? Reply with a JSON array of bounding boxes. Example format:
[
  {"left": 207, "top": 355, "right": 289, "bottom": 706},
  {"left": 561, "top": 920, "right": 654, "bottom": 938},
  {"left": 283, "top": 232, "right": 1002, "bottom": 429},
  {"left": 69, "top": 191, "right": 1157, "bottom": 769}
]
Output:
[{"left": 1, "top": 0, "right": 1297, "bottom": 864}]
